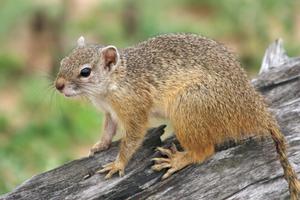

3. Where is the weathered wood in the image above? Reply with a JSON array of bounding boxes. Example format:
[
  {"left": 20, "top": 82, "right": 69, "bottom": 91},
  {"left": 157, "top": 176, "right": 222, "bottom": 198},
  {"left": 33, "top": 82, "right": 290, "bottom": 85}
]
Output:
[{"left": 1, "top": 40, "right": 300, "bottom": 200}]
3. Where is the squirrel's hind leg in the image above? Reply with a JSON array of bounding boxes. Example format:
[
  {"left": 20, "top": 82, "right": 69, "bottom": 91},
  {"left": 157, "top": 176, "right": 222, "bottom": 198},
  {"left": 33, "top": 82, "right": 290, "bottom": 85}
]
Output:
[
  {"left": 152, "top": 85, "right": 217, "bottom": 179},
  {"left": 152, "top": 143, "right": 214, "bottom": 179}
]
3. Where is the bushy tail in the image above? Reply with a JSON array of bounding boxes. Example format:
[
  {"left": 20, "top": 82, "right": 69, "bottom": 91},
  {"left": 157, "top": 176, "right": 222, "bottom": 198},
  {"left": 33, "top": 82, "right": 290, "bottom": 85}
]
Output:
[{"left": 270, "top": 127, "right": 300, "bottom": 200}]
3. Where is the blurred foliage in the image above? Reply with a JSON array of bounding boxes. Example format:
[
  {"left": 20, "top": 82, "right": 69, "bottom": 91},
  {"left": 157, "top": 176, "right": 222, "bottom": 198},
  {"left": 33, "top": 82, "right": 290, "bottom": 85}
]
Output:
[
  {"left": 0, "top": 54, "right": 23, "bottom": 85},
  {"left": 0, "top": 0, "right": 32, "bottom": 38},
  {"left": 0, "top": 0, "right": 299, "bottom": 194}
]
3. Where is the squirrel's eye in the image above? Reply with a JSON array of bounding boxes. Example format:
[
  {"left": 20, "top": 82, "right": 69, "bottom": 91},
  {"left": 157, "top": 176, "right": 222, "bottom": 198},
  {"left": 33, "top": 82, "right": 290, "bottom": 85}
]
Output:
[{"left": 80, "top": 67, "right": 91, "bottom": 77}]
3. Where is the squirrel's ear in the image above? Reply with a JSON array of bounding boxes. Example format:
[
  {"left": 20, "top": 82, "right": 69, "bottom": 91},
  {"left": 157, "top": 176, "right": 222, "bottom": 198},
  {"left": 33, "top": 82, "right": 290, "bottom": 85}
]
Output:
[
  {"left": 77, "top": 36, "right": 85, "bottom": 48},
  {"left": 100, "top": 45, "right": 120, "bottom": 71}
]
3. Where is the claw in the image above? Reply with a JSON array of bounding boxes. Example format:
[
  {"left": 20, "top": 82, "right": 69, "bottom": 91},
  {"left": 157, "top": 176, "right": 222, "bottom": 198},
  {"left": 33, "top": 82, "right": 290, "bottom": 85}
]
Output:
[
  {"left": 170, "top": 143, "right": 178, "bottom": 153},
  {"left": 97, "top": 161, "right": 125, "bottom": 179},
  {"left": 152, "top": 146, "right": 175, "bottom": 172},
  {"left": 151, "top": 157, "right": 170, "bottom": 164},
  {"left": 152, "top": 146, "right": 191, "bottom": 180},
  {"left": 97, "top": 167, "right": 109, "bottom": 173},
  {"left": 162, "top": 168, "right": 177, "bottom": 179},
  {"left": 151, "top": 163, "right": 171, "bottom": 171},
  {"left": 102, "top": 162, "right": 113, "bottom": 168},
  {"left": 119, "top": 170, "right": 125, "bottom": 177},
  {"left": 156, "top": 147, "right": 173, "bottom": 157},
  {"left": 89, "top": 142, "right": 111, "bottom": 156},
  {"left": 105, "top": 169, "right": 117, "bottom": 179}
]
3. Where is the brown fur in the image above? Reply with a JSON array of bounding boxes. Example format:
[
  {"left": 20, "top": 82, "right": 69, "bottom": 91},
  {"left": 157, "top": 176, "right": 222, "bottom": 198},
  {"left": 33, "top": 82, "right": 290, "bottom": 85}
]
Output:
[{"left": 56, "top": 33, "right": 300, "bottom": 198}]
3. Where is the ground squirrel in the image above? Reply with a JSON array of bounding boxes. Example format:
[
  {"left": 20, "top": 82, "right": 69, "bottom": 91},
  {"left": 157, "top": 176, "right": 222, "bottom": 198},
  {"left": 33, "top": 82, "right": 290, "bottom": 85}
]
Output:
[{"left": 55, "top": 33, "right": 300, "bottom": 199}]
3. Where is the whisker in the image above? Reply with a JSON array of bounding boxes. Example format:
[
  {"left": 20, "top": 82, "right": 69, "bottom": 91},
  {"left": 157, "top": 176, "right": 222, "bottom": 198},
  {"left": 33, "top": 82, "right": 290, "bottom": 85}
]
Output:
[{"left": 49, "top": 88, "right": 57, "bottom": 111}]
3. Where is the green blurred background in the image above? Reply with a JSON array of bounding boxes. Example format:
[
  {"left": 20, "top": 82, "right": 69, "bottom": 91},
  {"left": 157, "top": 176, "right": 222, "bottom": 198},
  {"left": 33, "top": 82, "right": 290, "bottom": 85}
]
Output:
[{"left": 0, "top": 0, "right": 299, "bottom": 194}]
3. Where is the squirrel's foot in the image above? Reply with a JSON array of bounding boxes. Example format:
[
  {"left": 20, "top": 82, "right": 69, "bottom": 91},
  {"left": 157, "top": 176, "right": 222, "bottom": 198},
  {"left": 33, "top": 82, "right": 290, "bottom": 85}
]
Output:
[
  {"left": 151, "top": 143, "right": 193, "bottom": 179},
  {"left": 97, "top": 160, "right": 125, "bottom": 179},
  {"left": 89, "top": 141, "right": 111, "bottom": 156}
]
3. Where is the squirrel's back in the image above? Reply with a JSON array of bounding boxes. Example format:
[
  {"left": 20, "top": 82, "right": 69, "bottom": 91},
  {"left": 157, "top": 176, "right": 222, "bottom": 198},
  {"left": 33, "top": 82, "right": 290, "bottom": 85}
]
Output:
[{"left": 123, "top": 33, "right": 246, "bottom": 81}]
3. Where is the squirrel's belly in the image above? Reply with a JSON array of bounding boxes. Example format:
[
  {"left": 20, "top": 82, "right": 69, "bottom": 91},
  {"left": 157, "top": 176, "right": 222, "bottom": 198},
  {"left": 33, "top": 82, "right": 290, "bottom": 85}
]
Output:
[{"left": 150, "top": 107, "right": 167, "bottom": 119}]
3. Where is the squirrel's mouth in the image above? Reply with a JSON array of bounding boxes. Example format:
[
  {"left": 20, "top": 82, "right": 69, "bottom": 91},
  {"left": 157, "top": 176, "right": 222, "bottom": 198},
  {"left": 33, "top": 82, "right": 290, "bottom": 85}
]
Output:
[
  {"left": 64, "top": 93, "right": 77, "bottom": 97},
  {"left": 59, "top": 88, "right": 80, "bottom": 98}
]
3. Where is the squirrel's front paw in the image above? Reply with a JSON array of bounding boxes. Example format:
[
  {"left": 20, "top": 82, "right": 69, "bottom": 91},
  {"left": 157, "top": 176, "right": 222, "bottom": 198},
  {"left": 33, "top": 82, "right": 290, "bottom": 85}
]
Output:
[
  {"left": 97, "top": 160, "right": 125, "bottom": 179},
  {"left": 89, "top": 141, "right": 111, "bottom": 156}
]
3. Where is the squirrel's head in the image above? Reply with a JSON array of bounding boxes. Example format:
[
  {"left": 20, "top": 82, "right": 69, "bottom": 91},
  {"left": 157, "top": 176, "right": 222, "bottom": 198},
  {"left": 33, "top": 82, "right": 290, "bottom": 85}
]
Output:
[{"left": 55, "top": 36, "right": 120, "bottom": 97}]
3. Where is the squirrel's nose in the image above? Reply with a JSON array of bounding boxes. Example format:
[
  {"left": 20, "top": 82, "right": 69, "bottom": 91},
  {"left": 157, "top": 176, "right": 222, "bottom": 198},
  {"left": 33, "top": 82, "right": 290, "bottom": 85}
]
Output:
[{"left": 55, "top": 78, "right": 65, "bottom": 91}]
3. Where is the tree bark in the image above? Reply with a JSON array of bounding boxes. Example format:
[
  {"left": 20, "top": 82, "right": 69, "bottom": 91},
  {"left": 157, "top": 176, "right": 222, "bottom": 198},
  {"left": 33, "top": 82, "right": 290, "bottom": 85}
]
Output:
[{"left": 1, "top": 40, "right": 300, "bottom": 200}]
